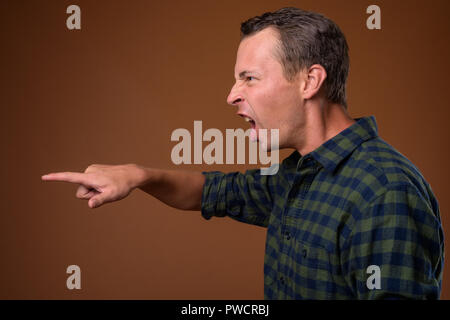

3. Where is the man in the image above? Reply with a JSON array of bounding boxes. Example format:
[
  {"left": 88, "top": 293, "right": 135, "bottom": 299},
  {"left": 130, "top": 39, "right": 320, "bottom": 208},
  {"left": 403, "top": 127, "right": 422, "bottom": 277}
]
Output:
[{"left": 42, "top": 7, "right": 444, "bottom": 299}]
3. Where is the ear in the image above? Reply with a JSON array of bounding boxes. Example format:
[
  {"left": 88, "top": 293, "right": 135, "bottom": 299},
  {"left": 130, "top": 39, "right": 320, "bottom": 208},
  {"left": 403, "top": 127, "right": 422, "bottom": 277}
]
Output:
[{"left": 300, "top": 64, "right": 327, "bottom": 100}]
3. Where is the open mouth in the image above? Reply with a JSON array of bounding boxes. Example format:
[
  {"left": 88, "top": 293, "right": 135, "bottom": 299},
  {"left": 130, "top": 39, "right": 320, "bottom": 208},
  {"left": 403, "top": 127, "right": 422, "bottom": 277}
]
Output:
[
  {"left": 238, "top": 113, "right": 258, "bottom": 142},
  {"left": 242, "top": 116, "right": 256, "bottom": 129}
]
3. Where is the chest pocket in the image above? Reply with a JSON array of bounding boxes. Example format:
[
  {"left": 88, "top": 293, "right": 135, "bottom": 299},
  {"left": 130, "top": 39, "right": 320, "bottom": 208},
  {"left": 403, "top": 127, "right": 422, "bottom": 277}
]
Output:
[{"left": 291, "top": 238, "right": 334, "bottom": 299}]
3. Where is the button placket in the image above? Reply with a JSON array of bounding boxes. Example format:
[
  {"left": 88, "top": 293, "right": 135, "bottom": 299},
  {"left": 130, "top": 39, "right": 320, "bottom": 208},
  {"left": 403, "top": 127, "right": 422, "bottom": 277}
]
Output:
[{"left": 285, "top": 231, "right": 291, "bottom": 240}]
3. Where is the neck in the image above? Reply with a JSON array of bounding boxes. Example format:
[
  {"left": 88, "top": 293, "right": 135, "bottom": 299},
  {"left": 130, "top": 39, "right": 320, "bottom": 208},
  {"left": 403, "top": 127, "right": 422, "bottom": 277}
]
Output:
[{"left": 293, "top": 101, "right": 356, "bottom": 156}]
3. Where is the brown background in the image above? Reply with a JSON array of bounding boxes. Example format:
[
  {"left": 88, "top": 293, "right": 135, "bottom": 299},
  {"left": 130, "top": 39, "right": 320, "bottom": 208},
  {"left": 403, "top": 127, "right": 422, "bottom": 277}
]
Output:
[{"left": 1, "top": 0, "right": 449, "bottom": 299}]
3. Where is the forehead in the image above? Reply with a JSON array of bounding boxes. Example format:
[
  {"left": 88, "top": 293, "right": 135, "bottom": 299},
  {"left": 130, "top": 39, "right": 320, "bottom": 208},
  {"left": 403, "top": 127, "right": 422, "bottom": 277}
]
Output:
[{"left": 234, "top": 27, "right": 282, "bottom": 77}]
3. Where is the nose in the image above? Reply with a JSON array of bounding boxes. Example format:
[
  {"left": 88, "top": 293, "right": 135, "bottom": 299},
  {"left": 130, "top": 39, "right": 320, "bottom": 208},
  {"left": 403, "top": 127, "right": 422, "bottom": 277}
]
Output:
[{"left": 226, "top": 82, "right": 243, "bottom": 106}]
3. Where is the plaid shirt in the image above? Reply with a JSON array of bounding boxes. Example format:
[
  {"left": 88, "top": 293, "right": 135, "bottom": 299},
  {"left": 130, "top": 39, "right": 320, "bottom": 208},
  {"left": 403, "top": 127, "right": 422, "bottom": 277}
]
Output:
[{"left": 201, "top": 116, "right": 444, "bottom": 299}]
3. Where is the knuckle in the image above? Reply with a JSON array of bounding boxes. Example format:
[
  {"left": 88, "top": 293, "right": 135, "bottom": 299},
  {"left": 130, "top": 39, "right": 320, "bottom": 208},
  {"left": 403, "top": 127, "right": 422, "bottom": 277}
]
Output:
[
  {"left": 109, "top": 185, "right": 118, "bottom": 195},
  {"left": 75, "top": 186, "right": 84, "bottom": 197},
  {"left": 85, "top": 164, "right": 100, "bottom": 173}
]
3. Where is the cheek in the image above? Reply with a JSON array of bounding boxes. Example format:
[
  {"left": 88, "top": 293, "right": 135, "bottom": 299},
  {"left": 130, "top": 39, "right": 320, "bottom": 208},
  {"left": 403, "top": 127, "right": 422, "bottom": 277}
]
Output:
[
  {"left": 259, "top": 82, "right": 296, "bottom": 116},
  {"left": 251, "top": 82, "right": 280, "bottom": 112},
  {"left": 247, "top": 80, "right": 298, "bottom": 127},
  {"left": 251, "top": 91, "right": 276, "bottom": 125}
]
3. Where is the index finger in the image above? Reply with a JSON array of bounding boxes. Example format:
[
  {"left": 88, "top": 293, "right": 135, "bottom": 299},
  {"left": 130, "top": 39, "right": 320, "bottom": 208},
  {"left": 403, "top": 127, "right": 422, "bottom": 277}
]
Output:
[{"left": 41, "top": 172, "right": 91, "bottom": 185}]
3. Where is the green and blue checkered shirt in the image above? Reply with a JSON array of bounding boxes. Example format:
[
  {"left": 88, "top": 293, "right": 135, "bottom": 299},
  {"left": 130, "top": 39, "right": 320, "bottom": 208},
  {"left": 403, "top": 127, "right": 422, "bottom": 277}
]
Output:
[{"left": 201, "top": 116, "right": 444, "bottom": 299}]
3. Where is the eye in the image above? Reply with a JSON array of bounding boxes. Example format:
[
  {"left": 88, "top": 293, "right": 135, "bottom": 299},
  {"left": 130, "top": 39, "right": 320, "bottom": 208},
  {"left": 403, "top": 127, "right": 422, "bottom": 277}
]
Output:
[{"left": 246, "top": 76, "right": 255, "bottom": 82}]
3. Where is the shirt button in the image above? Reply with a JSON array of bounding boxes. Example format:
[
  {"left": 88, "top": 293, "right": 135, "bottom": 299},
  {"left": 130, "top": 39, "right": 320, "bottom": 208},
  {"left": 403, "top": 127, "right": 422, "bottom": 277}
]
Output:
[
  {"left": 285, "top": 232, "right": 291, "bottom": 240},
  {"left": 302, "top": 249, "right": 308, "bottom": 258},
  {"left": 280, "top": 276, "right": 285, "bottom": 285}
]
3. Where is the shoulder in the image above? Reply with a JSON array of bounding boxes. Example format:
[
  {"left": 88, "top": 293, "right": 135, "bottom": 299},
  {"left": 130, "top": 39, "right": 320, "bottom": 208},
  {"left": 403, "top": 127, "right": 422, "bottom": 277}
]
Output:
[{"left": 346, "top": 137, "right": 439, "bottom": 213}]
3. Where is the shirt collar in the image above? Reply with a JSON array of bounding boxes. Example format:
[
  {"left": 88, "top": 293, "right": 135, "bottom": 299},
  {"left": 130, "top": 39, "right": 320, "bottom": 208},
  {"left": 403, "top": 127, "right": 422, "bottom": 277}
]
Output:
[{"left": 295, "top": 115, "right": 379, "bottom": 173}]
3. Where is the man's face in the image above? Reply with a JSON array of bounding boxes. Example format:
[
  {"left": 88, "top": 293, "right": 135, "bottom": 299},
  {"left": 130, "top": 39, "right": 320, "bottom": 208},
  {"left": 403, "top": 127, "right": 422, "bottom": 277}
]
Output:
[{"left": 227, "top": 27, "right": 305, "bottom": 151}]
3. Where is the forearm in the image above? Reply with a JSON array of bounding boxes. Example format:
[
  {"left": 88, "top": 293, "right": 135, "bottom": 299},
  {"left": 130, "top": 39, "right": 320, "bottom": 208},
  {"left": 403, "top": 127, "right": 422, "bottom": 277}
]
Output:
[{"left": 134, "top": 166, "right": 206, "bottom": 211}]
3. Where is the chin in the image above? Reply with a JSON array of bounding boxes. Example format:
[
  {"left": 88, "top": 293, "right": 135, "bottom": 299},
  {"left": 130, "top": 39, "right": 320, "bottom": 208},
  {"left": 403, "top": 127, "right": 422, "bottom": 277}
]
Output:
[{"left": 257, "top": 131, "right": 282, "bottom": 153}]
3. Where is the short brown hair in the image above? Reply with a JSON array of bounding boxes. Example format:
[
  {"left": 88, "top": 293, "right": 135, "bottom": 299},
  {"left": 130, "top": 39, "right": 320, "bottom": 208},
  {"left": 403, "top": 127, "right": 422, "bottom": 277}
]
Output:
[{"left": 241, "top": 7, "right": 350, "bottom": 108}]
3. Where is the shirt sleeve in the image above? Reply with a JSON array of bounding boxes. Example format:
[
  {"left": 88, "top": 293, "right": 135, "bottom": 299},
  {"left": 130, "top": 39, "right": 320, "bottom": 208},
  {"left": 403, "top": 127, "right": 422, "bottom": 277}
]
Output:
[
  {"left": 200, "top": 168, "right": 278, "bottom": 228},
  {"left": 340, "top": 183, "right": 445, "bottom": 299}
]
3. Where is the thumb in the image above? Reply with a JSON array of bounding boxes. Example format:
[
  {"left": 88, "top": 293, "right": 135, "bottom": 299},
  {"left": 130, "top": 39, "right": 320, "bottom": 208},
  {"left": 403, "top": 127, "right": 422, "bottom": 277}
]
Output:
[{"left": 88, "top": 193, "right": 109, "bottom": 209}]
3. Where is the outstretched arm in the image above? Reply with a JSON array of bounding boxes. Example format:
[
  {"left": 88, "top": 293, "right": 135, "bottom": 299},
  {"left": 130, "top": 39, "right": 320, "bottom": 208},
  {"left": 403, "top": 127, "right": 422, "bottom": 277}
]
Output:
[{"left": 41, "top": 164, "right": 205, "bottom": 210}]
